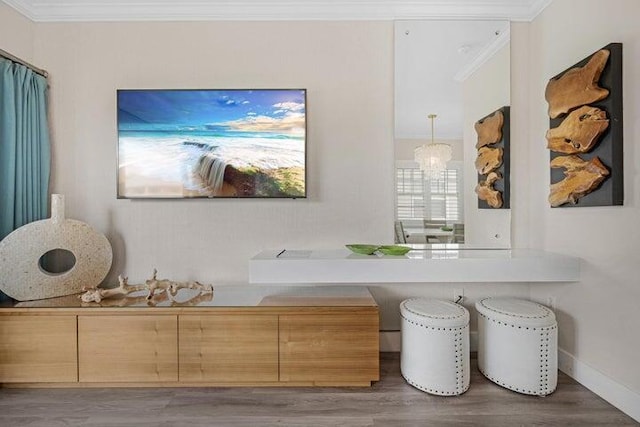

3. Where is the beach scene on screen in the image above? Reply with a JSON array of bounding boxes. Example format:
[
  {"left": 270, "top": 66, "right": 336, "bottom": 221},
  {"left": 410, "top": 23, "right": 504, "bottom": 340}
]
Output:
[{"left": 117, "top": 89, "right": 306, "bottom": 198}]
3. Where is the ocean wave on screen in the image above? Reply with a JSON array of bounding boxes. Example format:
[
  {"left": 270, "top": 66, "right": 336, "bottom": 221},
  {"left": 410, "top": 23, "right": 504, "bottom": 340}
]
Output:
[{"left": 119, "top": 132, "right": 305, "bottom": 183}]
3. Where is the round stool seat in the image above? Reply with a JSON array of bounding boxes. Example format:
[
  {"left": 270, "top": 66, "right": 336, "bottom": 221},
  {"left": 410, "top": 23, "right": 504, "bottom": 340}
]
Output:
[
  {"left": 476, "top": 297, "right": 556, "bottom": 327},
  {"left": 476, "top": 297, "right": 557, "bottom": 396},
  {"left": 400, "top": 298, "right": 470, "bottom": 396},
  {"left": 401, "top": 298, "right": 469, "bottom": 327}
]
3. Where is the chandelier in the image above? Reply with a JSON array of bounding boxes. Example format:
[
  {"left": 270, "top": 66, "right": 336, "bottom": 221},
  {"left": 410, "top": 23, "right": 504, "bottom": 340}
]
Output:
[{"left": 414, "top": 114, "right": 452, "bottom": 180}]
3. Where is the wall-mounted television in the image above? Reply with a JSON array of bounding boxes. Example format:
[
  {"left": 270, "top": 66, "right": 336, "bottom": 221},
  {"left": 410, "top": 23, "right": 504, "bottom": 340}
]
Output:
[{"left": 117, "top": 89, "right": 306, "bottom": 199}]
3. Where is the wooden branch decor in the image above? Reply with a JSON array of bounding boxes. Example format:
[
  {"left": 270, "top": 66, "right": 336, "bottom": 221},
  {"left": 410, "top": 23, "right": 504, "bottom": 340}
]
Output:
[
  {"left": 475, "top": 109, "right": 504, "bottom": 149},
  {"left": 144, "top": 268, "right": 212, "bottom": 300},
  {"left": 475, "top": 106, "right": 510, "bottom": 209},
  {"left": 80, "top": 269, "right": 213, "bottom": 304},
  {"left": 475, "top": 172, "right": 503, "bottom": 209},
  {"left": 545, "top": 49, "right": 610, "bottom": 119},
  {"left": 475, "top": 147, "right": 503, "bottom": 175},
  {"left": 549, "top": 155, "right": 609, "bottom": 207},
  {"left": 546, "top": 106, "right": 609, "bottom": 154},
  {"left": 80, "top": 287, "right": 214, "bottom": 308},
  {"left": 547, "top": 43, "right": 623, "bottom": 208},
  {"left": 80, "top": 275, "right": 146, "bottom": 303},
  {"left": 81, "top": 290, "right": 160, "bottom": 307}
]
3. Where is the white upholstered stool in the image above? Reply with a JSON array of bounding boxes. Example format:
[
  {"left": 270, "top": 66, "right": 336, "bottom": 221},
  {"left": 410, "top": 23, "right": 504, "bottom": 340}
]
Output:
[
  {"left": 400, "top": 298, "right": 470, "bottom": 396},
  {"left": 476, "top": 297, "right": 558, "bottom": 396}
]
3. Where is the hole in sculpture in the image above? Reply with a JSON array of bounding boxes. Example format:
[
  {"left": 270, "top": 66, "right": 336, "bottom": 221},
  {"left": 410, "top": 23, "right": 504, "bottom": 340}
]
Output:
[{"left": 39, "top": 249, "right": 76, "bottom": 275}]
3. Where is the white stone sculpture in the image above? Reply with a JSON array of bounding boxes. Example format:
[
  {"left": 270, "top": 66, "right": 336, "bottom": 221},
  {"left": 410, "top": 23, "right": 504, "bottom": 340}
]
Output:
[{"left": 0, "top": 194, "right": 113, "bottom": 301}]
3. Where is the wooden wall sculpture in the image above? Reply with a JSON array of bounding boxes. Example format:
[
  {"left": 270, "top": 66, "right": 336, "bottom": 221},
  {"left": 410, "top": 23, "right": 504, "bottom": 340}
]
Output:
[
  {"left": 546, "top": 43, "right": 623, "bottom": 207},
  {"left": 475, "top": 106, "right": 510, "bottom": 209}
]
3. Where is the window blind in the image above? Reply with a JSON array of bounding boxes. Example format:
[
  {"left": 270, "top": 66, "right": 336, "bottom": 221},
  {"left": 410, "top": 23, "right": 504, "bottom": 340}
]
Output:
[{"left": 396, "top": 167, "right": 462, "bottom": 222}]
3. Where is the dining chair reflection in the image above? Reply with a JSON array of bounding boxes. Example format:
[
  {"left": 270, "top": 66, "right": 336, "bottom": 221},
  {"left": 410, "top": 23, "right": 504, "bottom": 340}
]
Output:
[
  {"left": 395, "top": 220, "right": 407, "bottom": 243},
  {"left": 453, "top": 223, "right": 465, "bottom": 243}
]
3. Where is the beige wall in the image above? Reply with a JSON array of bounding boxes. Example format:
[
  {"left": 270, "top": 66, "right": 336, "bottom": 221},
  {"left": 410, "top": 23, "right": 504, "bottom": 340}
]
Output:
[
  {"left": 33, "top": 21, "right": 395, "bottom": 284},
  {"left": 524, "top": 0, "right": 640, "bottom": 394},
  {"left": 0, "top": 2, "right": 34, "bottom": 62},
  {"left": 462, "top": 43, "right": 511, "bottom": 247},
  {"left": 29, "top": 19, "right": 530, "bottom": 332}
]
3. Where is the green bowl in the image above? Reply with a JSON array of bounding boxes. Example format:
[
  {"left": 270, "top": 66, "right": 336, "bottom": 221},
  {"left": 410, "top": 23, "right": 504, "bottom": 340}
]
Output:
[
  {"left": 440, "top": 226, "right": 453, "bottom": 232},
  {"left": 346, "top": 244, "right": 380, "bottom": 255},
  {"left": 377, "top": 245, "right": 411, "bottom": 256}
]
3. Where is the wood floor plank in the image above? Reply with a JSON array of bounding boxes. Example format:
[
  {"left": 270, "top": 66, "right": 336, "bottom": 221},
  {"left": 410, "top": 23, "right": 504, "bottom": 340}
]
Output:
[{"left": 0, "top": 353, "right": 635, "bottom": 426}]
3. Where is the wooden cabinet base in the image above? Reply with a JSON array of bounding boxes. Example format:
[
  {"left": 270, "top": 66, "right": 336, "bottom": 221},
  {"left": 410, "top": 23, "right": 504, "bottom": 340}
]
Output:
[
  {"left": 280, "top": 314, "right": 379, "bottom": 383},
  {"left": 0, "top": 288, "right": 379, "bottom": 387},
  {"left": 3, "top": 380, "right": 374, "bottom": 388},
  {"left": 0, "top": 315, "right": 77, "bottom": 383},
  {"left": 78, "top": 315, "right": 178, "bottom": 383},
  {"left": 179, "top": 314, "right": 279, "bottom": 382}
]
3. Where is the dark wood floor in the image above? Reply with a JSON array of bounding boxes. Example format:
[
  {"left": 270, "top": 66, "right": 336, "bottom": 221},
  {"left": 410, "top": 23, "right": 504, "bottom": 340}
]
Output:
[{"left": 0, "top": 353, "right": 636, "bottom": 426}]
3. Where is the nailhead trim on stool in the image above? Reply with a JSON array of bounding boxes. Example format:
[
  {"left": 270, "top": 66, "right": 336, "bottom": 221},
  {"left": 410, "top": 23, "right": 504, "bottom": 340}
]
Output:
[
  {"left": 400, "top": 298, "right": 470, "bottom": 396},
  {"left": 476, "top": 298, "right": 558, "bottom": 396}
]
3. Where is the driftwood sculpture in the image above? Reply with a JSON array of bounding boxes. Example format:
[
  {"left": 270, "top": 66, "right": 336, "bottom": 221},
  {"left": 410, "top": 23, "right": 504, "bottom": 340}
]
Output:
[
  {"left": 82, "top": 291, "right": 163, "bottom": 307},
  {"left": 475, "top": 110, "right": 504, "bottom": 149},
  {"left": 80, "top": 287, "right": 214, "bottom": 307},
  {"left": 144, "top": 269, "right": 212, "bottom": 300},
  {"left": 475, "top": 172, "right": 503, "bottom": 208},
  {"left": 549, "top": 155, "right": 609, "bottom": 207},
  {"left": 165, "top": 291, "right": 214, "bottom": 307},
  {"left": 80, "top": 275, "right": 146, "bottom": 303},
  {"left": 79, "top": 269, "right": 213, "bottom": 303},
  {"left": 545, "top": 49, "right": 610, "bottom": 119},
  {"left": 475, "top": 147, "right": 503, "bottom": 175},
  {"left": 546, "top": 106, "right": 609, "bottom": 154}
]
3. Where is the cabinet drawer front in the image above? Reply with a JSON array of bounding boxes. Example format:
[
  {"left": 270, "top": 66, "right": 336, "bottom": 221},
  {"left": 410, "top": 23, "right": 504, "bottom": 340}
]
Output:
[
  {"left": 78, "top": 315, "right": 177, "bottom": 383},
  {"left": 179, "top": 315, "right": 278, "bottom": 382},
  {"left": 0, "top": 315, "right": 77, "bottom": 383},
  {"left": 279, "top": 313, "right": 379, "bottom": 383}
]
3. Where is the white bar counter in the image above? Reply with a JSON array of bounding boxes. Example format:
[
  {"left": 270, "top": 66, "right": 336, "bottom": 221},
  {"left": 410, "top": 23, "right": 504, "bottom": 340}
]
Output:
[{"left": 249, "top": 247, "right": 580, "bottom": 284}]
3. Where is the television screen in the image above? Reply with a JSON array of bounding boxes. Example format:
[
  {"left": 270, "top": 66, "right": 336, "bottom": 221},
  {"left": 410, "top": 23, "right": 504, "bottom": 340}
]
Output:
[{"left": 117, "top": 89, "right": 306, "bottom": 199}]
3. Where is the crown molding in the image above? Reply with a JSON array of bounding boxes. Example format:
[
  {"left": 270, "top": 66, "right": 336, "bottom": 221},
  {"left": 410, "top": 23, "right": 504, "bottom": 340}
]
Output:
[
  {"left": 525, "top": 0, "right": 553, "bottom": 21},
  {"left": 2, "top": 0, "right": 554, "bottom": 23},
  {"left": 454, "top": 25, "right": 510, "bottom": 82}
]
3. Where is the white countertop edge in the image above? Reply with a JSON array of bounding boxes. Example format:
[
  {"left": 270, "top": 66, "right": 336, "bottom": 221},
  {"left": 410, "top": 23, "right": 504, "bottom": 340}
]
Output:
[{"left": 249, "top": 248, "right": 581, "bottom": 284}]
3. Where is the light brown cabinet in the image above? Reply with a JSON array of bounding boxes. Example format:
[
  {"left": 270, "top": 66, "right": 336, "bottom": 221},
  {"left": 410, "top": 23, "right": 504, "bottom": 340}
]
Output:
[
  {"left": 78, "top": 315, "right": 178, "bottom": 383},
  {"left": 279, "top": 314, "right": 379, "bottom": 384},
  {"left": 179, "top": 314, "right": 279, "bottom": 382},
  {"left": 0, "top": 287, "right": 379, "bottom": 387},
  {"left": 0, "top": 315, "right": 77, "bottom": 383}
]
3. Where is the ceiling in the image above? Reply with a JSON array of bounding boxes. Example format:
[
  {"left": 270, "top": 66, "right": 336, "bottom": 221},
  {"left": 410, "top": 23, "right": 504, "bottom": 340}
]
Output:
[{"left": 4, "top": 0, "right": 551, "bottom": 22}]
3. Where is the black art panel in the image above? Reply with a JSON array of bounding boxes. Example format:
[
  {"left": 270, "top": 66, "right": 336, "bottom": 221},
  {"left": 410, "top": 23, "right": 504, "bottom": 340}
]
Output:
[
  {"left": 477, "top": 106, "right": 510, "bottom": 209},
  {"left": 548, "top": 43, "right": 623, "bottom": 207}
]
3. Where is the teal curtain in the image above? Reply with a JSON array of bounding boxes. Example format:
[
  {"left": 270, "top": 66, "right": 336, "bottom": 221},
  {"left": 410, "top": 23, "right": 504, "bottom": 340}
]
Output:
[{"left": 0, "top": 57, "right": 50, "bottom": 241}]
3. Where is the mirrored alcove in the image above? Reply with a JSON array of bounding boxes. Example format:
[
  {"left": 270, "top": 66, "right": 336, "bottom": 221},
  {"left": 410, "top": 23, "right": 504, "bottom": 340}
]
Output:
[{"left": 394, "top": 20, "right": 511, "bottom": 248}]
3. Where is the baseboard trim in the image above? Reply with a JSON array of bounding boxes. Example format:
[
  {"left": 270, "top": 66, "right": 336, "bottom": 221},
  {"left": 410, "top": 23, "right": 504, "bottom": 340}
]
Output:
[
  {"left": 379, "top": 331, "right": 401, "bottom": 352},
  {"left": 558, "top": 348, "right": 640, "bottom": 422},
  {"left": 380, "top": 331, "right": 478, "bottom": 352}
]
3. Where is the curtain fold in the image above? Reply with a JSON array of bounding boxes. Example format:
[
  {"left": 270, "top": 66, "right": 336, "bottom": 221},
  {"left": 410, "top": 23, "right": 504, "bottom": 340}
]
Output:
[{"left": 0, "top": 58, "right": 50, "bottom": 241}]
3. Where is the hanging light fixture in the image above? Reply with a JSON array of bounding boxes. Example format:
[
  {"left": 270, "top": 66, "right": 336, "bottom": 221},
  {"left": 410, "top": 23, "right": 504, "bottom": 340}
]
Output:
[{"left": 414, "top": 113, "right": 452, "bottom": 180}]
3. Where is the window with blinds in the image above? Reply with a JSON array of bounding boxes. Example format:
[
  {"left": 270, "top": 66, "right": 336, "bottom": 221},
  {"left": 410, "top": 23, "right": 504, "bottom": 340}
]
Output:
[
  {"left": 396, "top": 167, "right": 462, "bottom": 222},
  {"left": 396, "top": 168, "right": 425, "bottom": 220}
]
